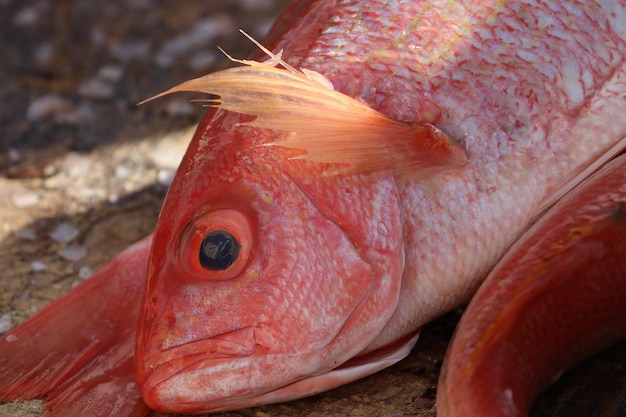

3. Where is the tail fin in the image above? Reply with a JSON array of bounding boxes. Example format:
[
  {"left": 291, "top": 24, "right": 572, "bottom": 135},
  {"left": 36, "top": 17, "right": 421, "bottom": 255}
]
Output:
[{"left": 0, "top": 235, "right": 153, "bottom": 417}]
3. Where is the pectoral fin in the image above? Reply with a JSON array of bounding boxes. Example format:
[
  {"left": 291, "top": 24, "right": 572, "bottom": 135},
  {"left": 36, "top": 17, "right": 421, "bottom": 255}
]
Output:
[
  {"left": 140, "top": 31, "right": 467, "bottom": 177},
  {"left": 0, "top": 236, "right": 153, "bottom": 417},
  {"left": 437, "top": 154, "right": 626, "bottom": 417}
]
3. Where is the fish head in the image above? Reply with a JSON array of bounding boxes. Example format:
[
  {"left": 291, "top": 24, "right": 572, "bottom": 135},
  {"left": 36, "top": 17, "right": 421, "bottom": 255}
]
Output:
[{"left": 135, "top": 109, "right": 406, "bottom": 413}]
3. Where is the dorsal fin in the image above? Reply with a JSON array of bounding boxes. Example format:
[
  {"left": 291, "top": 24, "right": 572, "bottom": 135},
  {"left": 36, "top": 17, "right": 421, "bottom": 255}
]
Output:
[{"left": 140, "top": 31, "right": 467, "bottom": 176}]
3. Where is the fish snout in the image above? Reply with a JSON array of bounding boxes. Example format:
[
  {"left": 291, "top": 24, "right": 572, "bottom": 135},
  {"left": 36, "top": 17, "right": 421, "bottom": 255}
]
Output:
[{"left": 138, "top": 326, "right": 260, "bottom": 411}]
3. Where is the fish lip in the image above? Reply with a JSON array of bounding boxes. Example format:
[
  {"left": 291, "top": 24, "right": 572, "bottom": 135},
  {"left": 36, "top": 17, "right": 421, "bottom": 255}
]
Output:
[
  {"left": 142, "top": 353, "right": 268, "bottom": 414},
  {"left": 140, "top": 327, "right": 256, "bottom": 394},
  {"left": 161, "top": 326, "right": 255, "bottom": 357},
  {"left": 140, "top": 325, "right": 304, "bottom": 414}
]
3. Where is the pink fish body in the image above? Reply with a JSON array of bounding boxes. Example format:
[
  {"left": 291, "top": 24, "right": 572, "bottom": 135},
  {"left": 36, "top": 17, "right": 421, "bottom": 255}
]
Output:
[
  {"left": 137, "top": 0, "right": 626, "bottom": 412},
  {"left": 1, "top": 0, "right": 626, "bottom": 416}
]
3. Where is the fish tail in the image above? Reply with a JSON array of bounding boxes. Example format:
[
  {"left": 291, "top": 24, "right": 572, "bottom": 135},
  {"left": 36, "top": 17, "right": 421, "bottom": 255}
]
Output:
[
  {"left": 0, "top": 236, "right": 153, "bottom": 417},
  {"left": 437, "top": 154, "right": 626, "bottom": 417}
]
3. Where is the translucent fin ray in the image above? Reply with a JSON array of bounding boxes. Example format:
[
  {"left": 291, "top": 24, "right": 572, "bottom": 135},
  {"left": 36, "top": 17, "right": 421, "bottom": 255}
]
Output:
[
  {"left": 140, "top": 31, "right": 467, "bottom": 176},
  {"left": 0, "top": 236, "right": 153, "bottom": 417}
]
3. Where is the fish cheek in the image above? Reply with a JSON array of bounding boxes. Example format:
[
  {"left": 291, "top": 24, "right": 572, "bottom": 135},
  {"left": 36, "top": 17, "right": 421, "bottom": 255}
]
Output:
[{"left": 278, "top": 235, "right": 375, "bottom": 359}]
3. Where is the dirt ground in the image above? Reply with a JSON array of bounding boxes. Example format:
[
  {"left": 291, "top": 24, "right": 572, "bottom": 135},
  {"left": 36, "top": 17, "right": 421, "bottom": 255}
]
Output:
[{"left": 0, "top": 1, "right": 625, "bottom": 417}]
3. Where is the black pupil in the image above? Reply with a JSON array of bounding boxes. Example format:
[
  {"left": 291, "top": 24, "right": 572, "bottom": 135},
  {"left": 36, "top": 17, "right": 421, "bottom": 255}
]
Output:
[{"left": 199, "top": 230, "right": 240, "bottom": 270}]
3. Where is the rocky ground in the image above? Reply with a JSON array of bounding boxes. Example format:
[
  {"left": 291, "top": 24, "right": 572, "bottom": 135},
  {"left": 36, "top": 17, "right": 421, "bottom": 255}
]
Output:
[{"left": 0, "top": 1, "right": 624, "bottom": 417}]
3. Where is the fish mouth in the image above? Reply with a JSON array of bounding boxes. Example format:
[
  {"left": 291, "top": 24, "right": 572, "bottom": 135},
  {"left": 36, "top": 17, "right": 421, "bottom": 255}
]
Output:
[
  {"left": 139, "top": 324, "right": 312, "bottom": 414},
  {"left": 140, "top": 327, "right": 259, "bottom": 407},
  {"left": 162, "top": 327, "right": 256, "bottom": 360},
  {"left": 140, "top": 330, "right": 422, "bottom": 414}
]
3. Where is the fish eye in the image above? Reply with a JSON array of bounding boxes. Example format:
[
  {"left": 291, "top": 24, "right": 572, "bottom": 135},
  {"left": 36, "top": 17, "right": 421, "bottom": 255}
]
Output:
[
  {"left": 199, "top": 230, "right": 240, "bottom": 270},
  {"left": 179, "top": 209, "right": 253, "bottom": 280}
]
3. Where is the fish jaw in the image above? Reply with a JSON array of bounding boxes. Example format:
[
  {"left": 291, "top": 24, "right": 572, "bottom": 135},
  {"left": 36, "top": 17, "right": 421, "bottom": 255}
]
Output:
[
  {"left": 144, "top": 330, "right": 420, "bottom": 413},
  {"left": 135, "top": 110, "right": 406, "bottom": 413}
]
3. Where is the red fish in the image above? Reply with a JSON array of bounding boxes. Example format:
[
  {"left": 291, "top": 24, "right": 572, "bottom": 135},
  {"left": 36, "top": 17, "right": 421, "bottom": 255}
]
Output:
[
  {"left": 437, "top": 153, "right": 626, "bottom": 417},
  {"left": 1, "top": 1, "right": 626, "bottom": 416}
]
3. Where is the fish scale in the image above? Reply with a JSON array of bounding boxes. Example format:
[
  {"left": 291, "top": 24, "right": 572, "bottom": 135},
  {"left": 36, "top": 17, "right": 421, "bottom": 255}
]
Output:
[
  {"left": 275, "top": 0, "right": 626, "bottom": 345},
  {"left": 1, "top": 1, "right": 625, "bottom": 416}
]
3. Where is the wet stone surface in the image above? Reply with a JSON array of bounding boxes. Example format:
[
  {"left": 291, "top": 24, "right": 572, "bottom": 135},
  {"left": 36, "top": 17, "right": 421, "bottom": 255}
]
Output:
[{"left": 1, "top": 1, "right": 625, "bottom": 417}]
